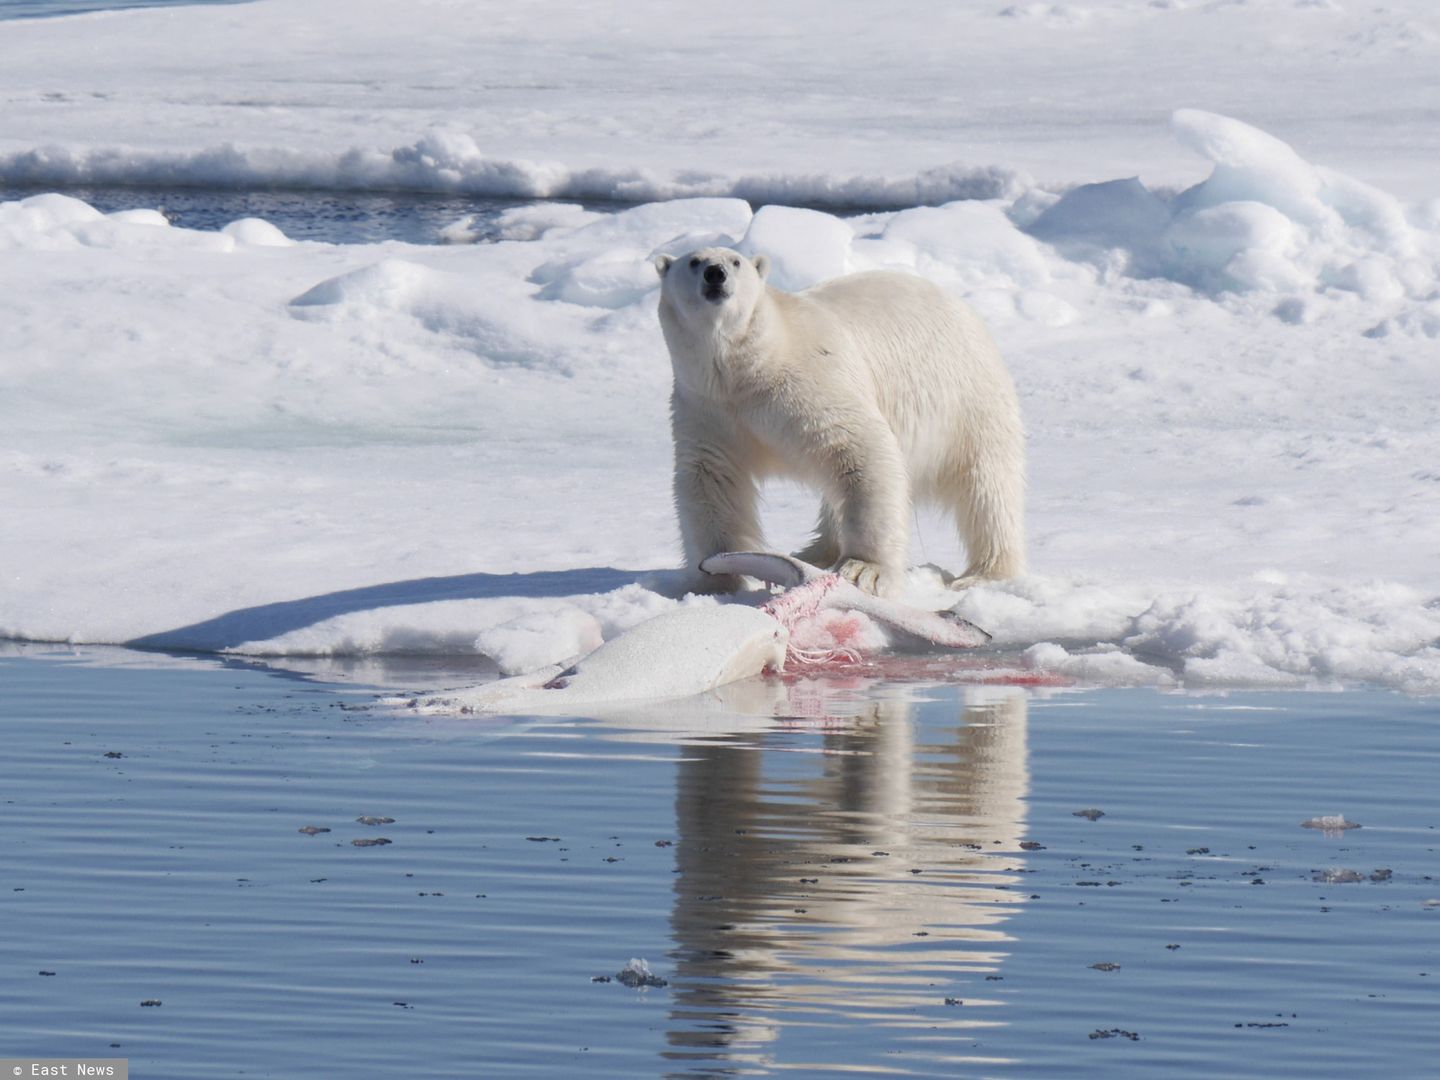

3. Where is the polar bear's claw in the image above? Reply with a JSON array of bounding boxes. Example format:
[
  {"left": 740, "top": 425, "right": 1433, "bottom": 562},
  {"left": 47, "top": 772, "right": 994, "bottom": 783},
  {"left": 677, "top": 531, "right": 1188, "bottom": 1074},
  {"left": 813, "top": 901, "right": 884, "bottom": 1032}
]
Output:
[{"left": 835, "top": 557, "right": 887, "bottom": 596}]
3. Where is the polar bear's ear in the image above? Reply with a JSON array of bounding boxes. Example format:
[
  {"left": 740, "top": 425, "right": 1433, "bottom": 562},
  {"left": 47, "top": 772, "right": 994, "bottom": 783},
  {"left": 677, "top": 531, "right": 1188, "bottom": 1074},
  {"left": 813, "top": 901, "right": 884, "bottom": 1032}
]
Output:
[
  {"left": 654, "top": 254, "right": 675, "bottom": 278},
  {"left": 751, "top": 253, "right": 770, "bottom": 281}
]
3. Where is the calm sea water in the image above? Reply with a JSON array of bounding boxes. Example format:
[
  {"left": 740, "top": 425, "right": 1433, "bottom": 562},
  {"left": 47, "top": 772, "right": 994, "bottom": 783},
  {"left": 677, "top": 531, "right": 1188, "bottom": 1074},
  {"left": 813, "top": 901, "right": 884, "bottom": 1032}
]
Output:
[
  {"left": 0, "top": 183, "right": 571, "bottom": 246},
  {"left": 2, "top": 643, "right": 1436, "bottom": 1078}
]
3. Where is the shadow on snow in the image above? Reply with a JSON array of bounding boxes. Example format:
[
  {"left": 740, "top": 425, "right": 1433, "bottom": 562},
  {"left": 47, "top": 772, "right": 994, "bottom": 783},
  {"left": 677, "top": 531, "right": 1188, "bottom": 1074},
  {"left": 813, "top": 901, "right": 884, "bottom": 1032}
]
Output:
[{"left": 125, "top": 566, "right": 671, "bottom": 653}]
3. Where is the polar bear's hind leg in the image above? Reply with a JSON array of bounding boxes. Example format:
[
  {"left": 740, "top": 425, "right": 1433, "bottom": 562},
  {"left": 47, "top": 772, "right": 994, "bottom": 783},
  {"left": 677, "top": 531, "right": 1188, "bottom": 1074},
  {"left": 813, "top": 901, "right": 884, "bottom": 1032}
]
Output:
[{"left": 949, "top": 454, "right": 1026, "bottom": 589}]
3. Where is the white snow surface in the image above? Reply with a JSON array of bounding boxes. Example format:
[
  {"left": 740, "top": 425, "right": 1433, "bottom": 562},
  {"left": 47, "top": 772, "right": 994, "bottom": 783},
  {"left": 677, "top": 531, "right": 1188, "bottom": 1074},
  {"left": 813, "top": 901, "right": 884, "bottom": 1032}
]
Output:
[
  {"left": 2, "top": 0, "right": 1439, "bottom": 203},
  {"left": 2, "top": 1, "right": 1438, "bottom": 694}
]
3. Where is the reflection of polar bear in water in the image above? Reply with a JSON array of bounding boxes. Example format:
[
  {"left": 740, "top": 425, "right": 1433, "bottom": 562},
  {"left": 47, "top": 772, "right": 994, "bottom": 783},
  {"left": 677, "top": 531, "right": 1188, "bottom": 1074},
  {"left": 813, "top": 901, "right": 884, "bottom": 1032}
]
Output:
[{"left": 655, "top": 247, "right": 1026, "bottom": 597}]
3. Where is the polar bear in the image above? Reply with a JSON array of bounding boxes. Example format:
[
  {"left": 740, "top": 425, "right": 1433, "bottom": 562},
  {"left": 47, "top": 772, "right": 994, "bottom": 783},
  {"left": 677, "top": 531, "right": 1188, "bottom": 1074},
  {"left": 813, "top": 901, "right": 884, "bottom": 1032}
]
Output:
[{"left": 655, "top": 246, "right": 1025, "bottom": 597}]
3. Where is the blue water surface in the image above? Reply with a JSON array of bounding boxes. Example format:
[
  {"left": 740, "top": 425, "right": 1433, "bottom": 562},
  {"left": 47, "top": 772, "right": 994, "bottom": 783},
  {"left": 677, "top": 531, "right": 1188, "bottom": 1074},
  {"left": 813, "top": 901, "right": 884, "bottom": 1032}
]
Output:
[
  {"left": 2, "top": 644, "right": 1437, "bottom": 1078},
  {"left": 0, "top": 183, "right": 572, "bottom": 245}
]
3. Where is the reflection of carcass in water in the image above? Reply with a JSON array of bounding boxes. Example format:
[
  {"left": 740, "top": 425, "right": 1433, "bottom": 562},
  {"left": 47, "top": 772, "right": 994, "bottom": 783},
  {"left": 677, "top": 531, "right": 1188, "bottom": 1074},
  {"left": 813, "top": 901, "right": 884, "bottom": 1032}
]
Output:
[{"left": 662, "top": 687, "right": 1030, "bottom": 1071}]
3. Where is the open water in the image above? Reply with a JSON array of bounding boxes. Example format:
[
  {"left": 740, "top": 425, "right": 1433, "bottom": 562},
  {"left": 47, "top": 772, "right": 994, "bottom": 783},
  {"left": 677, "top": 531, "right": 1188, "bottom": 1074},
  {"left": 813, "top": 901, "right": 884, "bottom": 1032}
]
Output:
[
  {"left": 2, "top": 643, "right": 1436, "bottom": 1077},
  {"left": 0, "top": 183, "right": 575, "bottom": 246}
]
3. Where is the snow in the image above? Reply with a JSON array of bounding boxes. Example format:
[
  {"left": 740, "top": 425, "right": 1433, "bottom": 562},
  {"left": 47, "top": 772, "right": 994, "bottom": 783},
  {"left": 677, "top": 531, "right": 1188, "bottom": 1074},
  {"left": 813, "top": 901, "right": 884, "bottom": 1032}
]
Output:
[
  {"left": 1, "top": 0, "right": 1438, "bottom": 696},
  {"left": 3, "top": 0, "right": 1439, "bottom": 202}
]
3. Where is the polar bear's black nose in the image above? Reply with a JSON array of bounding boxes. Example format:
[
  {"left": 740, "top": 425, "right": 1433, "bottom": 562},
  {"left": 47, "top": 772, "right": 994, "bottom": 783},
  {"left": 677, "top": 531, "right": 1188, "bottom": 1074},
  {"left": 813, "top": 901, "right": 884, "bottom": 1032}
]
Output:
[{"left": 703, "top": 264, "right": 727, "bottom": 285}]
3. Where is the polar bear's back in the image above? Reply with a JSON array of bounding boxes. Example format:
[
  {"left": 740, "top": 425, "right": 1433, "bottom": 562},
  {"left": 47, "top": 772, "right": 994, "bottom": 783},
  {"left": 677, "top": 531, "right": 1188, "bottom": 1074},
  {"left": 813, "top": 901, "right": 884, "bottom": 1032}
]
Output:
[
  {"left": 799, "top": 271, "right": 1003, "bottom": 380},
  {"left": 793, "top": 270, "right": 1019, "bottom": 481}
]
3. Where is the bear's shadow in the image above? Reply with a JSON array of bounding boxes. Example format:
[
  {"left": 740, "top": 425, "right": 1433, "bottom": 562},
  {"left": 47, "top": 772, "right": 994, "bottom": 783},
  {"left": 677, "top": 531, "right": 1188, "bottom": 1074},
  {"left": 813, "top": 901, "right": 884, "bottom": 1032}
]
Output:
[{"left": 126, "top": 566, "right": 679, "bottom": 654}]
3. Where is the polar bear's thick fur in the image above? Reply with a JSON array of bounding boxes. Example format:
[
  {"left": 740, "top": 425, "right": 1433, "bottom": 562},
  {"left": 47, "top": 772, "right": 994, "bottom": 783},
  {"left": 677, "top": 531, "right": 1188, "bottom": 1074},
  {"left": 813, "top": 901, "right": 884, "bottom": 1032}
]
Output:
[{"left": 656, "top": 246, "right": 1025, "bottom": 597}]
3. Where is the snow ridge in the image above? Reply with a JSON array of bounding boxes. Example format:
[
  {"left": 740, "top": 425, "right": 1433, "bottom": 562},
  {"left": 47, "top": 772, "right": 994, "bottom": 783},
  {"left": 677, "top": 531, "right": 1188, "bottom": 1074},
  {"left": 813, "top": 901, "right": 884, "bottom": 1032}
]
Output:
[{"left": 0, "top": 135, "right": 1030, "bottom": 211}]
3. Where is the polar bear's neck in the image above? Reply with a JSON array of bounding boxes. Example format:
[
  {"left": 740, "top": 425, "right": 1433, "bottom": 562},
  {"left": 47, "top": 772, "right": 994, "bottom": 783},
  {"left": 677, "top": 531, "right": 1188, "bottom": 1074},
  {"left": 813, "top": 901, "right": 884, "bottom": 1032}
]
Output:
[{"left": 667, "top": 289, "right": 788, "bottom": 400}]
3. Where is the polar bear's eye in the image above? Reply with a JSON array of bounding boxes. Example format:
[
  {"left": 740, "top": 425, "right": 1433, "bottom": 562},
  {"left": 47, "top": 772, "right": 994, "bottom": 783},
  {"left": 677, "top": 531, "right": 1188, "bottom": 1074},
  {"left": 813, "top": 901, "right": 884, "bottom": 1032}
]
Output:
[
  {"left": 731, "top": 259, "right": 740, "bottom": 268},
  {"left": 689, "top": 258, "right": 701, "bottom": 270}
]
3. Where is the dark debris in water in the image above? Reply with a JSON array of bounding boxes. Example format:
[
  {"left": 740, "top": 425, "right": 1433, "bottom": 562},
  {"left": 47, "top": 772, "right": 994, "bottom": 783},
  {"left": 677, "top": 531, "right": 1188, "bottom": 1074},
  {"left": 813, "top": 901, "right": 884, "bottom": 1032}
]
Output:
[
  {"left": 140, "top": 999, "right": 162, "bottom": 1007},
  {"left": 1090, "top": 962, "right": 1121, "bottom": 972},
  {"left": 1089, "top": 1028, "right": 1139, "bottom": 1041},
  {"left": 1237, "top": 1013, "right": 1296, "bottom": 1029},
  {"left": 1074, "top": 808, "right": 1105, "bottom": 821},
  {"left": 352, "top": 837, "right": 392, "bottom": 848},
  {"left": 609, "top": 959, "right": 667, "bottom": 988},
  {"left": 357, "top": 816, "right": 395, "bottom": 826},
  {"left": 1311, "top": 866, "right": 1392, "bottom": 884},
  {"left": 297, "top": 825, "right": 330, "bottom": 835}
]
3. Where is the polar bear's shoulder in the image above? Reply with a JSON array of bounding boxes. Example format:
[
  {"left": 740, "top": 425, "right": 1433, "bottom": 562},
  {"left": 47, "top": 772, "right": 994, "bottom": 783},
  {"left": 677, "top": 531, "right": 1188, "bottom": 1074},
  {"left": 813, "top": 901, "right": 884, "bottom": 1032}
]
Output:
[{"left": 800, "top": 269, "right": 948, "bottom": 311}]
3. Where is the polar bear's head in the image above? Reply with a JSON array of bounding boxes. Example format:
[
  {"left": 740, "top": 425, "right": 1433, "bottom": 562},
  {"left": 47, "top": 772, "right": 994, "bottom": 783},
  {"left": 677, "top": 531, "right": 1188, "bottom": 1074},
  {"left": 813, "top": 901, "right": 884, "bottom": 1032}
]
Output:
[{"left": 655, "top": 247, "right": 770, "bottom": 339}]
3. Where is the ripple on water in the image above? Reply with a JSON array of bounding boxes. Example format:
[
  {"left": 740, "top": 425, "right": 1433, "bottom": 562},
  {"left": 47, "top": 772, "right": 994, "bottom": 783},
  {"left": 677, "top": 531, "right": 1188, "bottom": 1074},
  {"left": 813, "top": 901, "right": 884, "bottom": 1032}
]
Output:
[
  {"left": 1, "top": 645, "right": 1437, "bottom": 1078},
  {"left": 0, "top": 184, "right": 605, "bottom": 245}
]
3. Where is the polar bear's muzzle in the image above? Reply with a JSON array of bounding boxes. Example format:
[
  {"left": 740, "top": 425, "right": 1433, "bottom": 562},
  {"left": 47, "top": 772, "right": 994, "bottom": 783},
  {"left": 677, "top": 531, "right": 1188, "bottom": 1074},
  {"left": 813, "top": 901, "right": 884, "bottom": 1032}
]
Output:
[{"left": 701, "top": 262, "right": 733, "bottom": 302}]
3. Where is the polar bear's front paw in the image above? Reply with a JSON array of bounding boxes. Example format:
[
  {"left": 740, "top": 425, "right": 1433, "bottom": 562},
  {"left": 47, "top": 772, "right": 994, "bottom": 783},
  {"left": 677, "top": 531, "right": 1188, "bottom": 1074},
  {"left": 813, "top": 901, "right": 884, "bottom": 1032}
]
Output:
[{"left": 834, "top": 557, "right": 888, "bottom": 596}]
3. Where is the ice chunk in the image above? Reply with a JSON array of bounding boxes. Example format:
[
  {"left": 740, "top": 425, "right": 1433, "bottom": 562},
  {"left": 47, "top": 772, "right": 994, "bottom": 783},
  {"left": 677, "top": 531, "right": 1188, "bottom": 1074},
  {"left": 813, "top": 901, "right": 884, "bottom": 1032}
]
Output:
[
  {"left": 737, "top": 204, "right": 854, "bottom": 291},
  {"left": 223, "top": 217, "right": 293, "bottom": 247},
  {"left": 1029, "top": 177, "right": 1171, "bottom": 258},
  {"left": 107, "top": 208, "right": 171, "bottom": 228},
  {"left": 1021, "top": 642, "right": 1173, "bottom": 686},
  {"left": 883, "top": 201, "right": 1050, "bottom": 289},
  {"left": 567, "top": 197, "right": 752, "bottom": 250},
  {"left": 532, "top": 250, "right": 659, "bottom": 308},
  {"left": 1301, "top": 815, "right": 1361, "bottom": 835},
  {"left": 1171, "top": 109, "right": 1328, "bottom": 226},
  {"left": 2, "top": 194, "right": 252, "bottom": 253},
  {"left": 1163, "top": 109, "right": 1425, "bottom": 300},
  {"left": 491, "top": 202, "right": 601, "bottom": 243},
  {"left": 5, "top": 192, "right": 104, "bottom": 231},
  {"left": 1166, "top": 201, "right": 1308, "bottom": 291}
]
